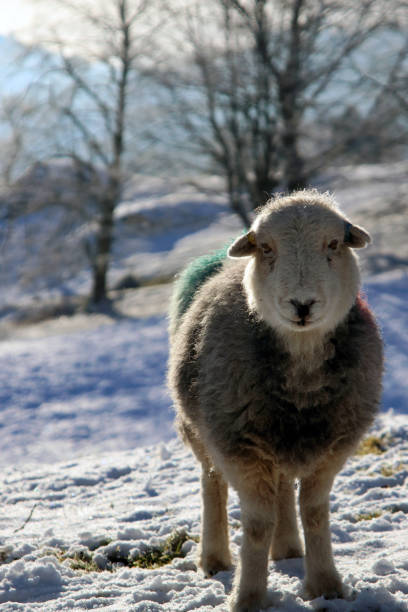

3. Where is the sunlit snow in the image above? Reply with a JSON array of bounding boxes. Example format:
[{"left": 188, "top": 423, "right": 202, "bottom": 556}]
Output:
[{"left": 0, "top": 164, "right": 407, "bottom": 610}]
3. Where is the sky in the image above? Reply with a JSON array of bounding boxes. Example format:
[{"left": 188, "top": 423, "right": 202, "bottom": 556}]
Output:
[
  {"left": 0, "top": 0, "right": 120, "bottom": 50},
  {"left": 0, "top": 0, "right": 40, "bottom": 37},
  {"left": 0, "top": 0, "right": 90, "bottom": 44},
  {"left": 0, "top": 0, "right": 167, "bottom": 59}
]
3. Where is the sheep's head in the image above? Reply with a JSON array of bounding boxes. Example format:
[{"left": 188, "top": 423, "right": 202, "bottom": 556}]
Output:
[{"left": 228, "top": 190, "right": 370, "bottom": 338}]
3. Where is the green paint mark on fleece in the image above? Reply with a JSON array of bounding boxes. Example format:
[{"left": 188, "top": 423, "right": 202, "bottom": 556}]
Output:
[{"left": 170, "top": 241, "right": 232, "bottom": 333}]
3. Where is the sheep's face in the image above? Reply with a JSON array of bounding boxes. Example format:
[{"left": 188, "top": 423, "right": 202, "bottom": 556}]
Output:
[{"left": 228, "top": 192, "right": 371, "bottom": 338}]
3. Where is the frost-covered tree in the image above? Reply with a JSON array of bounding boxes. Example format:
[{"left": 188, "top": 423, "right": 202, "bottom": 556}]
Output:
[
  {"left": 24, "top": 0, "right": 159, "bottom": 303},
  {"left": 159, "top": 0, "right": 407, "bottom": 223}
]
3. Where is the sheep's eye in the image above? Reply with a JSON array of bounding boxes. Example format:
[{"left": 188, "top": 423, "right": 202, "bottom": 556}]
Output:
[
  {"left": 261, "top": 242, "right": 273, "bottom": 254},
  {"left": 328, "top": 239, "right": 338, "bottom": 251}
]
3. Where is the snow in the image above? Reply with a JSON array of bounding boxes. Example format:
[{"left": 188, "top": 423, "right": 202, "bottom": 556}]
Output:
[
  {"left": 0, "top": 417, "right": 407, "bottom": 610},
  {"left": 365, "top": 274, "right": 408, "bottom": 414},
  {"left": 0, "top": 315, "right": 172, "bottom": 466},
  {"left": 0, "top": 163, "right": 407, "bottom": 610}
]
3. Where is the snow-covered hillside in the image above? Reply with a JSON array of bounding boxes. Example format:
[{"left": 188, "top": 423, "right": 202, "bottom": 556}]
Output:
[
  {"left": 0, "top": 413, "right": 407, "bottom": 611},
  {"left": 0, "top": 163, "right": 407, "bottom": 610}
]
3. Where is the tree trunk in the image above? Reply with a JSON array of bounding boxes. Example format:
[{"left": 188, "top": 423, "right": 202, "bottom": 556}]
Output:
[
  {"left": 252, "top": 174, "right": 279, "bottom": 207},
  {"left": 226, "top": 172, "right": 251, "bottom": 228},
  {"left": 231, "top": 194, "right": 251, "bottom": 228},
  {"left": 90, "top": 1, "right": 131, "bottom": 304},
  {"left": 90, "top": 185, "right": 117, "bottom": 304},
  {"left": 283, "top": 128, "right": 307, "bottom": 192},
  {"left": 279, "top": 0, "right": 308, "bottom": 192},
  {"left": 278, "top": 81, "right": 307, "bottom": 192}
]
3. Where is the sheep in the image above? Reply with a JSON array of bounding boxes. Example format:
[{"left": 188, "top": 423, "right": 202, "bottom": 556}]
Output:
[{"left": 168, "top": 189, "right": 383, "bottom": 612}]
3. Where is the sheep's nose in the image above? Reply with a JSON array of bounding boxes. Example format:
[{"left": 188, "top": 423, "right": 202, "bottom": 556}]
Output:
[{"left": 290, "top": 299, "right": 316, "bottom": 319}]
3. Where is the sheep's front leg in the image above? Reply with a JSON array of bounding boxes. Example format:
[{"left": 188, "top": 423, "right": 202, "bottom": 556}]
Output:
[
  {"left": 230, "top": 487, "right": 276, "bottom": 612},
  {"left": 299, "top": 464, "right": 343, "bottom": 600},
  {"left": 271, "top": 475, "right": 303, "bottom": 560},
  {"left": 200, "top": 467, "right": 232, "bottom": 576}
]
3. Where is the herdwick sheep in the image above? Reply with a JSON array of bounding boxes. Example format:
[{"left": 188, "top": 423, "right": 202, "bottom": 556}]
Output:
[{"left": 168, "top": 189, "right": 383, "bottom": 612}]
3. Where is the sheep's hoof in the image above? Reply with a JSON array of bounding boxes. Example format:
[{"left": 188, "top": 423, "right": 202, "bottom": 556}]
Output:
[
  {"left": 271, "top": 543, "right": 303, "bottom": 561},
  {"left": 201, "top": 554, "right": 232, "bottom": 577},
  {"left": 303, "top": 574, "right": 344, "bottom": 600},
  {"left": 229, "top": 590, "right": 268, "bottom": 612}
]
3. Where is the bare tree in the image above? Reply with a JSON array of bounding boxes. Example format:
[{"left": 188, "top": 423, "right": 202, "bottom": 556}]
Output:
[
  {"left": 316, "top": 23, "right": 408, "bottom": 165},
  {"left": 0, "top": 81, "right": 59, "bottom": 259},
  {"left": 160, "top": 0, "right": 406, "bottom": 222},
  {"left": 0, "top": 96, "right": 28, "bottom": 189},
  {"left": 25, "top": 0, "right": 158, "bottom": 303},
  {"left": 0, "top": 85, "right": 53, "bottom": 190},
  {"left": 362, "top": 35, "right": 408, "bottom": 117},
  {"left": 159, "top": 1, "right": 279, "bottom": 226}
]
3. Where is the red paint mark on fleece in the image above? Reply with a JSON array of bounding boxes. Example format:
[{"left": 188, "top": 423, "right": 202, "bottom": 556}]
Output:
[{"left": 356, "top": 292, "right": 377, "bottom": 329}]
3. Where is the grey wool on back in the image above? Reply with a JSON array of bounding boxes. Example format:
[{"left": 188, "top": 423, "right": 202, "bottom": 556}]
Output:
[{"left": 168, "top": 190, "right": 383, "bottom": 612}]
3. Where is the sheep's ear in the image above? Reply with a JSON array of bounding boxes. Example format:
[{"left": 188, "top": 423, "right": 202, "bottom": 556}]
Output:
[
  {"left": 228, "top": 231, "right": 257, "bottom": 258},
  {"left": 344, "top": 221, "right": 371, "bottom": 249}
]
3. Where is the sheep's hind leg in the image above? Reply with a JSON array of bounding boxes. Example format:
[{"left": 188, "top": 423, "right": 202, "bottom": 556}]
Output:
[
  {"left": 299, "top": 461, "right": 344, "bottom": 600},
  {"left": 199, "top": 465, "right": 232, "bottom": 576},
  {"left": 271, "top": 475, "right": 303, "bottom": 560},
  {"left": 179, "top": 420, "right": 231, "bottom": 575}
]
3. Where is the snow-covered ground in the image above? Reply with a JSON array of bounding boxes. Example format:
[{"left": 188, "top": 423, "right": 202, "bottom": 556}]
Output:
[
  {"left": 0, "top": 413, "right": 407, "bottom": 611},
  {"left": 0, "top": 164, "right": 407, "bottom": 610}
]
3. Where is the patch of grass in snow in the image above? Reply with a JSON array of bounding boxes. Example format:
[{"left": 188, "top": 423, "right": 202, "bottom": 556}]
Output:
[
  {"left": 356, "top": 434, "right": 391, "bottom": 456},
  {"left": 66, "top": 550, "right": 101, "bottom": 572},
  {"left": 0, "top": 547, "right": 12, "bottom": 564},
  {"left": 388, "top": 503, "right": 408, "bottom": 514},
  {"left": 88, "top": 537, "right": 113, "bottom": 551},
  {"left": 355, "top": 510, "right": 382, "bottom": 522},
  {"left": 380, "top": 463, "right": 406, "bottom": 477},
  {"left": 131, "top": 530, "right": 198, "bottom": 569},
  {"left": 44, "top": 531, "right": 198, "bottom": 573},
  {"left": 44, "top": 548, "right": 103, "bottom": 573}
]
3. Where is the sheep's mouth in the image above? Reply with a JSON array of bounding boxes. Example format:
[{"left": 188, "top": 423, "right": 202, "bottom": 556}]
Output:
[
  {"left": 295, "top": 318, "right": 313, "bottom": 328},
  {"left": 283, "top": 315, "right": 322, "bottom": 330},
  {"left": 296, "top": 315, "right": 320, "bottom": 327}
]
